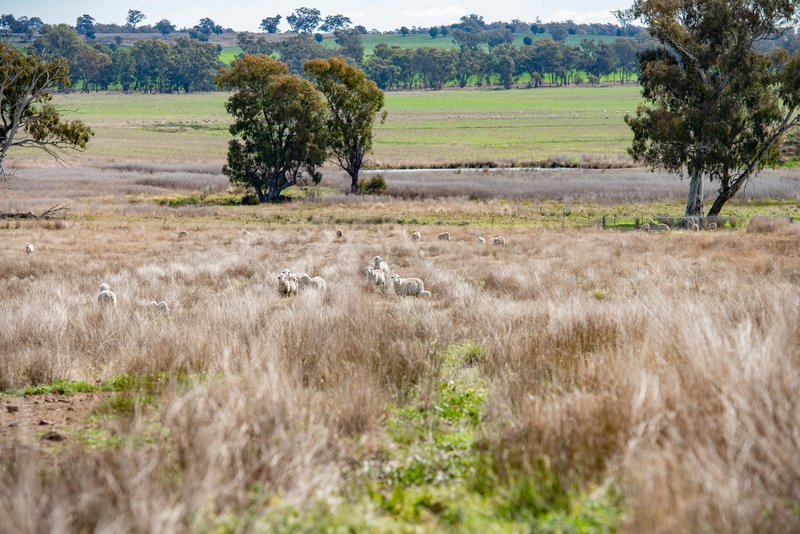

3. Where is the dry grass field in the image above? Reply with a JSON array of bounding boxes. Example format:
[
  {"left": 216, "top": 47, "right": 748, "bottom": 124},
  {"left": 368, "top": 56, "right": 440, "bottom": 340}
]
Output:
[
  {"left": 1, "top": 211, "right": 800, "bottom": 532},
  {"left": 1, "top": 87, "right": 799, "bottom": 532}
]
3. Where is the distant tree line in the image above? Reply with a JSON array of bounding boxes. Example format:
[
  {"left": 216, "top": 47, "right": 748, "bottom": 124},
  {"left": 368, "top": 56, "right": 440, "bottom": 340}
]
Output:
[
  {"left": 30, "top": 24, "right": 223, "bottom": 92},
  {"left": 238, "top": 31, "right": 654, "bottom": 90},
  {"left": 0, "top": 14, "right": 44, "bottom": 39}
]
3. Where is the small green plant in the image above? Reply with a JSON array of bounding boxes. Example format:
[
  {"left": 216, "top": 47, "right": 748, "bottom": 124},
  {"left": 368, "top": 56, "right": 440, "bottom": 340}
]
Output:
[
  {"left": 590, "top": 289, "right": 607, "bottom": 301},
  {"left": 358, "top": 174, "right": 387, "bottom": 195},
  {"left": 20, "top": 379, "right": 97, "bottom": 396},
  {"left": 99, "top": 393, "right": 156, "bottom": 414}
]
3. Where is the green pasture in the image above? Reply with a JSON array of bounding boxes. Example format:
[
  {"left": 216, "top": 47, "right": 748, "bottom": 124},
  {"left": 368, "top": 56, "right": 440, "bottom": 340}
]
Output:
[
  {"left": 219, "top": 46, "right": 242, "bottom": 64},
  {"left": 40, "top": 85, "right": 641, "bottom": 166}
]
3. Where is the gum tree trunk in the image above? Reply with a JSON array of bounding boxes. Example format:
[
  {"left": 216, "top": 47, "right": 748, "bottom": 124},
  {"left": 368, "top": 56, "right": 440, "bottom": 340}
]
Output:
[{"left": 685, "top": 165, "right": 704, "bottom": 223}]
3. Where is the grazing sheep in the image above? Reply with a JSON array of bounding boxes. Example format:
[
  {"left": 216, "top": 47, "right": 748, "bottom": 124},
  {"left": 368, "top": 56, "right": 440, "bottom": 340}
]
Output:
[
  {"left": 477, "top": 236, "right": 486, "bottom": 244},
  {"left": 437, "top": 232, "right": 451, "bottom": 241},
  {"left": 148, "top": 301, "right": 170, "bottom": 315},
  {"left": 295, "top": 272, "right": 327, "bottom": 291},
  {"left": 335, "top": 229, "right": 343, "bottom": 238},
  {"left": 420, "top": 290, "right": 432, "bottom": 299},
  {"left": 177, "top": 231, "right": 189, "bottom": 240},
  {"left": 390, "top": 273, "right": 426, "bottom": 297},
  {"left": 372, "top": 256, "right": 389, "bottom": 276},
  {"left": 708, "top": 222, "right": 718, "bottom": 231},
  {"left": 97, "top": 283, "right": 117, "bottom": 307},
  {"left": 308, "top": 276, "right": 326, "bottom": 291},
  {"left": 656, "top": 223, "right": 670, "bottom": 232},
  {"left": 365, "top": 265, "right": 386, "bottom": 286},
  {"left": 690, "top": 223, "right": 700, "bottom": 232},
  {"left": 639, "top": 224, "right": 651, "bottom": 232},
  {"left": 492, "top": 236, "right": 505, "bottom": 246},
  {"left": 277, "top": 273, "right": 298, "bottom": 297},
  {"left": 25, "top": 243, "right": 34, "bottom": 255},
  {"left": 411, "top": 231, "right": 421, "bottom": 241}
]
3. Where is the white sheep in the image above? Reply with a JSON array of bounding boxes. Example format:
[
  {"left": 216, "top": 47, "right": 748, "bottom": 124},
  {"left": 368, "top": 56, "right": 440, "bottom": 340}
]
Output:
[
  {"left": 148, "top": 301, "right": 170, "bottom": 315},
  {"left": 25, "top": 243, "right": 34, "bottom": 255},
  {"left": 420, "top": 290, "right": 432, "bottom": 299},
  {"left": 492, "top": 236, "right": 505, "bottom": 246},
  {"left": 365, "top": 265, "right": 386, "bottom": 286},
  {"left": 656, "top": 223, "right": 670, "bottom": 232},
  {"left": 708, "top": 222, "right": 718, "bottom": 231},
  {"left": 97, "top": 283, "right": 117, "bottom": 307},
  {"left": 477, "top": 236, "right": 486, "bottom": 244},
  {"left": 437, "top": 232, "right": 451, "bottom": 241},
  {"left": 177, "top": 231, "right": 189, "bottom": 240},
  {"left": 372, "top": 256, "right": 389, "bottom": 277},
  {"left": 391, "top": 273, "right": 426, "bottom": 297},
  {"left": 639, "top": 223, "right": 651, "bottom": 232},
  {"left": 277, "top": 273, "right": 298, "bottom": 297},
  {"left": 690, "top": 223, "right": 700, "bottom": 232},
  {"left": 295, "top": 272, "right": 327, "bottom": 291},
  {"left": 411, "top": 231, "right": 421, "bottom": 241},
  {"left": 312, "top": 276, "right": 326, "bottom": 291}
]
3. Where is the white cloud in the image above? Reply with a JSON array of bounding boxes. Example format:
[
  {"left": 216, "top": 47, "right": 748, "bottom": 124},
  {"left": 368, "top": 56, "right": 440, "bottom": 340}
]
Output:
[
  {"left": 549, "top": 9, "right": 618, "bottom": 24},
  {"left": 342, "top": 11, "right": 367, "bottom": 21},
  {"left": 402, "top": 5, "right": 466, "bottom": 20}
]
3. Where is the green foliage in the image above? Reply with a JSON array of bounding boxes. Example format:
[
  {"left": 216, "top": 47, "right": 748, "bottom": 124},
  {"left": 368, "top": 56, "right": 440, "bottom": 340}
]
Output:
[
  {"left": 305, "top": 56, "right": 386, "bottom": 193},
  {"left": 155, "top": 19, "right": 175, "bottom": 36},
  {"left": 75, "top": 14, "right": 95, "bottom": 39},
  {"left": 20, "top": 379, "right": 97, "bottom": 396},
  {"left": 357, "top": 174, "right": 387, "bottom": 195},
  {"left": 625, "top": 0, "right": 800, "bottom": 217},
  {"left": 0, "top": 42, "right": 93, "bottom": 170},
  {"left": 259, "top": 15, "right": 281, "bottom": 34},
  {"left": 126, "top": 9, "right": 145, "bottom": 32},
  {"left": 217, "top": 55, "right": 328, "bottom": 202},
  {"left": 286, "top": 7, "right": 321, "bottom": 34},
  {"left": 99, "top": 392, "right": 157, "bottom": 414}
]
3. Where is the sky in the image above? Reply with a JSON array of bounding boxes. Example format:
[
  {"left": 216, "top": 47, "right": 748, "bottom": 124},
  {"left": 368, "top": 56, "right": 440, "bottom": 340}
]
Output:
[{"left": 5, "top": 1, "right": 632, "bottom": 33}]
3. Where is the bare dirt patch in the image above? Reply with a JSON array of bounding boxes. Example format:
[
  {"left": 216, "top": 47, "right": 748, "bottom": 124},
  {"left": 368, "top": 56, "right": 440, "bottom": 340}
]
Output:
[{"left": 0, "top": 393, "right": 108, "bottom": 450}]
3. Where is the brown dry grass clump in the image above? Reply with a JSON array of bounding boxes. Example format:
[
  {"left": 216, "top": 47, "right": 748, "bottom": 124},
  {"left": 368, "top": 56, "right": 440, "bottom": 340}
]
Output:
[{"left": 1, "top": 221, "right": 799, "bottom": 531}]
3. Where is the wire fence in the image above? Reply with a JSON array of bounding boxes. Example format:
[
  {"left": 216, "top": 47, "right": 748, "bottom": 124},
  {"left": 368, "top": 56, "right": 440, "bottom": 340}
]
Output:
[{"left": 551, "top": 214, "right": 797, "bottom": 230}]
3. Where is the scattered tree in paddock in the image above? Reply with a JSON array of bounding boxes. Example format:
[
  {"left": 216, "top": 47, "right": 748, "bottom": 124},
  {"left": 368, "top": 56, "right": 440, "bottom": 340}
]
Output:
[
  {"left": 624, "top": 0, "right": 800, "bottom": 220},
  {"left": 217, "top": 55, "right": 328, "bottom": 203},
  {"left": 0, "top": 43, "right": 93, "bottom": 178},
  {"left": 287, "top": 7, "right": 321, "bottom": 34},
  {"left": 259, "top": 15, "right": 282, "bottom": 34},
  {"left": 126, "top": 9, "right": 145, "bottom": 32},
  {"left": 304, "top": 57, "right": 386, "bottom": 194},
  {"left": 154, "top": 19, "right": 176, "bottom": 36}
]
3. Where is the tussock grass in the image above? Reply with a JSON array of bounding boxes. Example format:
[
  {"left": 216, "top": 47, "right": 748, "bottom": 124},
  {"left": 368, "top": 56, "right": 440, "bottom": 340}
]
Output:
[{"left": 1, "top": 222, "right": 799, "bottom": 531}]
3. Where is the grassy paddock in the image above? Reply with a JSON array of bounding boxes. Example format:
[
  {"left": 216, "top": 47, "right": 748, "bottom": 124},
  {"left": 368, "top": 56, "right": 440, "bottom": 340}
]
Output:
[
  {"left": 1, "top": 217, "right": 799, "bottom": 531},
  {"left": 16, "top": 87, "right": 641, "bottom": 168}
]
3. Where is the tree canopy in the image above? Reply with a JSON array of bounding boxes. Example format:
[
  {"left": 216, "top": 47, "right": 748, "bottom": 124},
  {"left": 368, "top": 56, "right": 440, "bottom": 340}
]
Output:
[
  {"left": 624, "top": 0, "right": 800, "bottom": 218},
  {"left": 126, "top": 10, "right": 145, "bottom": 32},
  {"left": 320, "top": 14, "right": 351, "bottom": 33},
  {"left": 305, "top": 56, "right": 386, "bottom": 194},
  {"left": 76, "top": 15, "right": 95, "bottom": 39},
  {"left": 216, "top": 55, "right": 328, "bottom": 202},
  {"left": 0, "top": 43, "right": 93, "bottom": 176},
  {"left": 287, "top": 7, "right": 321, "bottom": 34},
  {"left": 259, "top": 15, "right": 281, "bottom": 34},
  {"left": 154, "top": 19, "right": 175, "bottom": 36}
]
